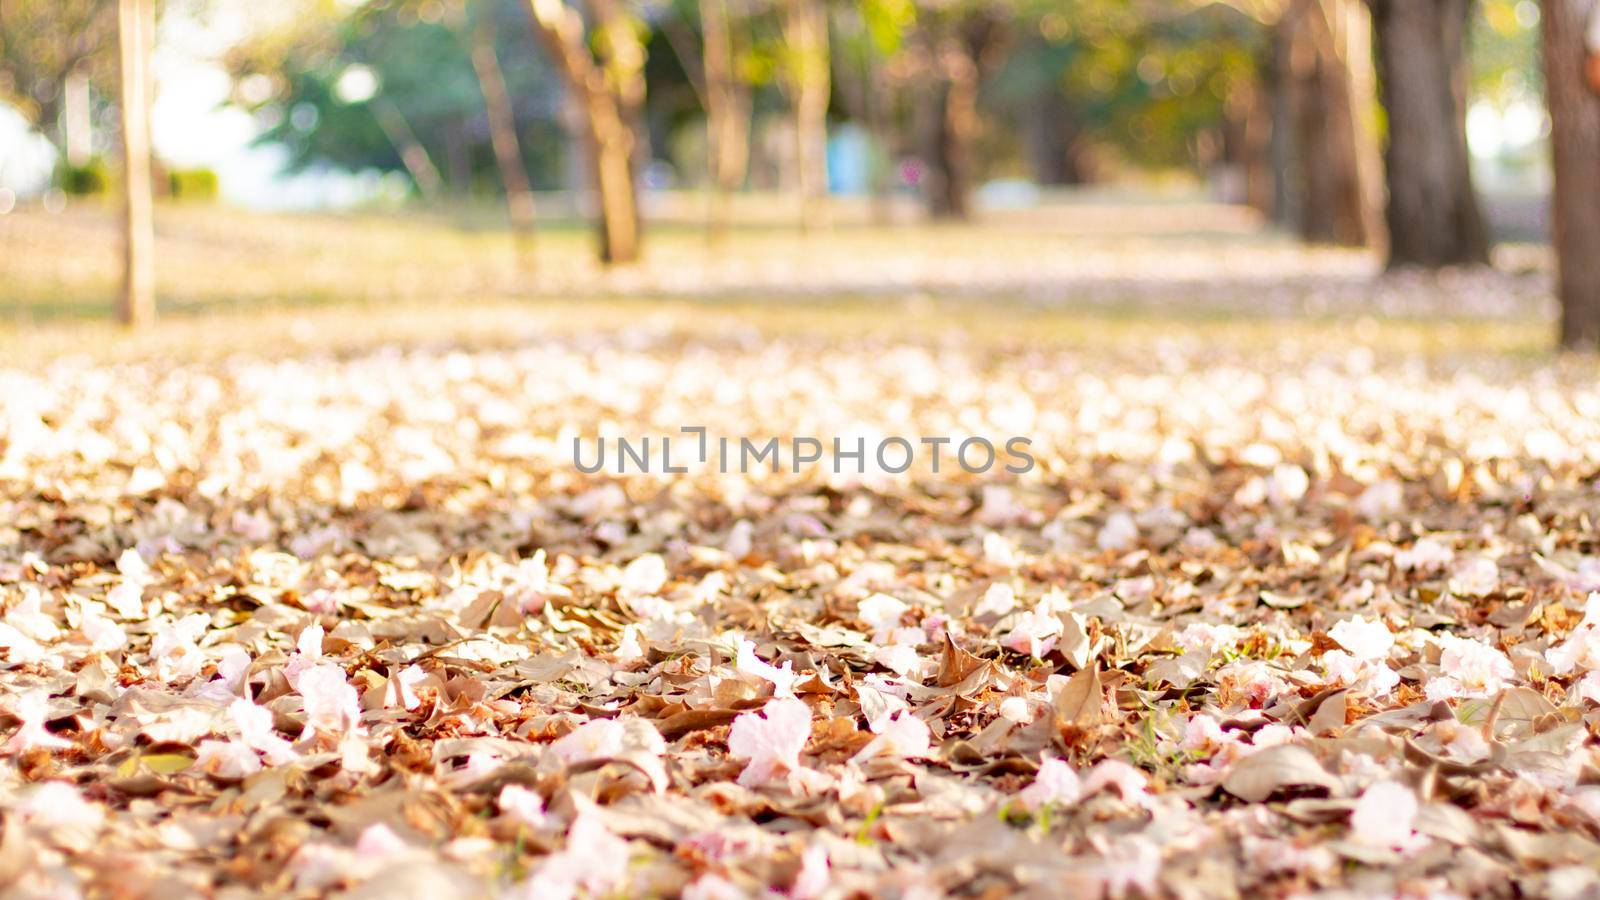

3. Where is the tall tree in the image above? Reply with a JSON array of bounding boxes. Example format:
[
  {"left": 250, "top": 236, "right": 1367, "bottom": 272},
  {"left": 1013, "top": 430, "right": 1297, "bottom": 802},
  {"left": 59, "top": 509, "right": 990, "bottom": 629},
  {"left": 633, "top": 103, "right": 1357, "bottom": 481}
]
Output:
[
  {"left": 782, "top": 0, "right": 831, "bottom": 230},
  {"left": 117, "top": 0, "right": 155, "bottom": 327},
  {"left": 462, "top": 2, "right": 539, "bottom": 254},
  {"left": 920, "top": 3, "right": 1006, "bottom": 220},
  {"left": 0, "top": 0, "right": 117, "bottom": 161},
  {"left": 1542, "top": 0, "right": 1600, "bottom": 348},
  {"left": 832, "top": 0, "right": 914, "bottom": 222},
  {"left": 526, "top": 0, "right": 646, "bottom": 264},
  {"left": 369, "top": 94, "right": 447, "bottom": 199},
  {"left": 659, "top": 0, "right": 753, "bottom": 239},
  {"left": 1366, "top": 0, "right": 1489, "bottom": 268},
  {"left": 1266, "top": 0, "right": 1383, "bottom": 247}
]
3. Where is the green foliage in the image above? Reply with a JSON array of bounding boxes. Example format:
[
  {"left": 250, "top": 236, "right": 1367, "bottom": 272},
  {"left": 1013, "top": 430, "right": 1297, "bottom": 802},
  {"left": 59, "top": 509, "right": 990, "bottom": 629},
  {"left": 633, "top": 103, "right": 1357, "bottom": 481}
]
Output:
[
  {"left": 226, "top": 0, "right": 569, "bottom": 193},
  {"left": 55, "top": 157, "right": 110, "bottom": 196},
  {"left": 861, "top": 0, "right": 918, "bottom": 55},
  {"left": 169, "top": 167, "right": 221, "bottom": 202},
  {"left": 0, "top": 0, "right": 117, "bottom": 130},
  {"left": 988, "top": 1, "right": 1264, "bottom": 174},
  {"left": 1473, "top": 0, "right": 1542, "bottom": 105}
]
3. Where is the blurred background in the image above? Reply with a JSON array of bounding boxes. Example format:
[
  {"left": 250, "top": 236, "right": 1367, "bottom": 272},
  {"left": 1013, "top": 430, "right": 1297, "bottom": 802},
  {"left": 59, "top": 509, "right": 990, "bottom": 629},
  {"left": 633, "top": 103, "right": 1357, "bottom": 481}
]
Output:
[{"left": 0, "top": 0, "right": 1593, "bottom": 345}]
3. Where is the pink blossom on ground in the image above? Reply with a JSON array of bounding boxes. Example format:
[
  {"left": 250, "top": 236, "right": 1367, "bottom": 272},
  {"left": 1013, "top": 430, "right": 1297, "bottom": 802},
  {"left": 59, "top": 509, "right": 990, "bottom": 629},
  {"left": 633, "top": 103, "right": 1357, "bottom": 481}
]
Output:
[
  {"left": 1349, "top": 781, "right": 1427, "bottom": 852},
  {"left": 196, "top": 739, "right": 264, "bottom": 778},
  {"left": 974, "top": 582, "right": 1018, "bottom": 618},
  {"left": 1320, "top": 649, "right": 1399, "bottom": 696},
  {"left": 78, "top": 602, "right": 126, "bottom": 653},
  {"left": 229, "top": 698, "right": 299, "bottom": 765},
  {"left": 1328, "top": 616, "right": 1394, "bottom": 661},
  {"left": 856, "top": 593, "right": 910, "bottom": 643},
  {"left": 736, "top": 639, "right": 798, "bottom": 698},
  {"left": 1426, "top": 634, "right": 1515, "bottom": 701},
  {"left": 872, "top": 641, "right": 924, "bottom": 678},
  {"left": 1181, "top": 713, "right": 1233, "bottom": 754},
  {"left": 1001, "top": 608, "right": 1063, "bottom": 658},
  {"left": 1173, "top": 622, "right": 1242, "bottom": 656},
  {"left": 1395, "top": 538, "right": 1454, "bottom": 572},
  {"left": 385, "top": 664, "right": 427, "bottom": 710},
  {"left": 1578, "top": 671, "right": 1600, "bottom": 706},
  {"left": 529, "top": 810, "right": 631, "bottom": 897},
  {"left": 728, "top": 697, "right": 812, "bottom": 787},
  {"left": 851, "top": 711, "right": 931, "bottom": 764},
  {"left": 1214, "top": 660, "right": 1290, "bottom": 707},
  {"left": 498, "top": 784, "right": 548, "bottom": 828},
  {"left": 1083, "top": 837, "right": 1162, "bottom": 896},
  {"left": 998, "top": 696, "right": 1035, "bottom": 724},
  {"left": 1, "top": 690, "right": 71, "bottom": 754},
  {"left": 1018, "top": 757, "right": 1083, "bottom": 810},
  {"left": 0, "top": 623, "right": 47, "bottom": 665},
  {"left": 354, "top": 823, "right": 409, "bottom": 858},
  {"left": 14, "top": 781, "right": 104, "bottom": 831},
  {"left": 297, "top": 663, "right": 363, "bottom": 739},
  {"left": 982, "top": 532, "right": 1018, "bottom": 569},
  {"left": 283, "top": 623, "right": 326, "bottom": 688},
  {"left": 791, "top": 843, "right": 830, "bottom": 900},
  {"left": 1083, "top": 759, "right": 1153, "bottom": 807},
  {"left": 619, "top": 553, "right": 668, "bottom": 598},
  {"left": 683, "top": 873, "right": 745, "bottom": 900},
  {"left": 1547, "top": 594, "right": 1600, "bottom": 675},
  {"left": 550, "top": 717, "right": 625, "bottom": 763},
  {"left": 151, "top": 613, "right": 210, "bottom": 682}
]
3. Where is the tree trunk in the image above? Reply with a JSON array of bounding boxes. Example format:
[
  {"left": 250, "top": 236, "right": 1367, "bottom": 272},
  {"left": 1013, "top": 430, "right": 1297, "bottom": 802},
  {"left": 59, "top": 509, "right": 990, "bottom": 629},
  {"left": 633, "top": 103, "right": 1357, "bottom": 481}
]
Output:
[
  {"left": 371, "top": 97, "right": 445, "bottom": 200},
  {"left": 469, "top": 12, "right": 538, "bottom": 236},
  {"left": 700, "top": 0, "right": 750, "bottom": 240},
  {"left": 1224, "top": 80, "right": 1274, "bottom": 215},
  {"left": 1367, "top": 0, "right": 1489, "bottom": 268},
  {"left": 923, "top": 12, "right": 1003, "bottom": 221},
  {"left": 928, "top": 53, "right": 977, "bottom": 219},
  {"left": 784, "top": 0, "right": 830, "bottom": 231},
  {"left": 64, "top": 69, "right": 93, "bottom": 167},
  {"left": 862, "top": 33, "right": 894, "bottom": 224},
  {"left": 116, "top": 0, "right": 155, "bottom": 327},
  {"left": 444, "top": 120, "right": 472, "bottom": 197},
  {"left": 1027, "top": 89, "right": 1091, "bottom": 186},
  {"left": 1273, "top": 0, "right": 1382, "bottom": 247},
  {"left": 1543, "top": 0, "right": 1600, "bottom": 348},
  {"left": 588, "top": 92, "right": 641, "bottom": 264},
  {"left": 526, "top": 0, "right": 643, "bottom": 265}
]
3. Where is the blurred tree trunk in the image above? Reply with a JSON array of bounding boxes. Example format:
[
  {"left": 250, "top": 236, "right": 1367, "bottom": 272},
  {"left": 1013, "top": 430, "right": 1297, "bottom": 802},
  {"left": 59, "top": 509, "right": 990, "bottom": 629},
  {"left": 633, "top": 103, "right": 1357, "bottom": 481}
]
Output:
[
  {"left": 861, "top": 37, "right": 894, "bottom": 224},
  {"left": 371, "top": 97, "right": 445, "bottom": 200},
  {"left": 117, "top": 0, "right": 155, "bottom": 327},
  {"left": 1271, "top": 0, "right": 1383, "bottom": 247},
  {"left": 701, "top": 0, "right": 751, "bottom": 240},
  {"left": 444, "top": 121, "right": 472, "bottom": 196},
  {"left": 526, "top": 0, "right": 643, "bottom": 265},
  {"left": 927, "top": 52, "right": 976, "bottom": 218},
  {"left": 1027, "top": 90, "right": 1091, "bottom": 186},
  {"left": 924, "top": 11, "right": 1003, "bottom": 220},
  {"left": 783, "top": 0, "right": 831, "bottom": 231},
  {"left": 468, "top": 10, "right": 538, "bottom": 242},
  {"left": 1542, "top": 0, "right": 1600, "bottom": 348},
  {"left": 64, "top": 69, "right": 93, "bottom": 167},
  {"left": 1223, "top": 81, "right": 1274, "bottom": 216},
  {"left": 1367, "top": 0, "right": 1488, "bottom": 268},
  {"left": 830, "top": 5, "right": 894, "bottom": 223}
]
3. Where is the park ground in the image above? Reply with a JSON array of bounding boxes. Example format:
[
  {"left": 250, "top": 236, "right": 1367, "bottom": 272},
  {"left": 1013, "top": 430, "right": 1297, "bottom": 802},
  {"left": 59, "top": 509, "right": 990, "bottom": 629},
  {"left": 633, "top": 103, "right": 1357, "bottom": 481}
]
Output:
[{"left": 4, "top": 196, "right": 1600, "bottom": 897}]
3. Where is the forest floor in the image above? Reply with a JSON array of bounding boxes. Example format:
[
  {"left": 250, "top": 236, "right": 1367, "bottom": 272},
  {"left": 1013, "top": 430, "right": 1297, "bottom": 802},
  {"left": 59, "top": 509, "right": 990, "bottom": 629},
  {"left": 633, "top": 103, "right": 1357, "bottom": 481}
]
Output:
[{"left": 4, "top": 198, "right": 1600, "bottom": 898}]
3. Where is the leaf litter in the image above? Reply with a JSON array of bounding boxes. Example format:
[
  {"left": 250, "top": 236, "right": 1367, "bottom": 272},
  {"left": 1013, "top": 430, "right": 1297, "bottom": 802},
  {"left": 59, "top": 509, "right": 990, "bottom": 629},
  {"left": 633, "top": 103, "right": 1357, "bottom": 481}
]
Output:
[{"left": 2, "top": 330, "right": 1600, "bottom": 897}]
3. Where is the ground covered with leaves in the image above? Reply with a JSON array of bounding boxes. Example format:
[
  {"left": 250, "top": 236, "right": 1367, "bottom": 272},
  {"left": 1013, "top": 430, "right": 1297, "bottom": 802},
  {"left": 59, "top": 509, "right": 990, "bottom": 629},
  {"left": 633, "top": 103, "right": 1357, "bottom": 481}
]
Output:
[{"left": 5, "top": 313, "right": 1600, "bottom": 898}]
